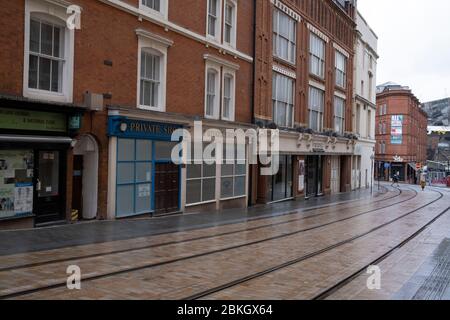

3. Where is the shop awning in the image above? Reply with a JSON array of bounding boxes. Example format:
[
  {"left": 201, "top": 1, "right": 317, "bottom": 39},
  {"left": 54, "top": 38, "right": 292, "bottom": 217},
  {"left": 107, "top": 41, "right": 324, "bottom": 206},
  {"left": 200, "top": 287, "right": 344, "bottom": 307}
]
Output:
[
  {"left": 0, "top": 134, "right": 73, "bottom": 144},
  {"left": 408, "top": 162, "right": 418, "bottom": 171}
]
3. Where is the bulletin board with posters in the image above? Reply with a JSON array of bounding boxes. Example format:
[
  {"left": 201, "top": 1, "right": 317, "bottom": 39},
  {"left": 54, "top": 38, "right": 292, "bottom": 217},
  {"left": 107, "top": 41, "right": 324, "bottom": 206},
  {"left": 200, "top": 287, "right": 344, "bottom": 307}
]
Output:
[{"left": 0, "top": 150, "right": 34, "bottom": 219}]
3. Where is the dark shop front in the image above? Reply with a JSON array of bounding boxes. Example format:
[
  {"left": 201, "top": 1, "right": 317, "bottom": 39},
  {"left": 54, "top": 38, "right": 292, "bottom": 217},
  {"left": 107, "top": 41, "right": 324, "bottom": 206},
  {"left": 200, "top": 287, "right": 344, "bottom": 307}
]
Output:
[{"left": 0, "top": 98, "right": 83, "bottom": 229}]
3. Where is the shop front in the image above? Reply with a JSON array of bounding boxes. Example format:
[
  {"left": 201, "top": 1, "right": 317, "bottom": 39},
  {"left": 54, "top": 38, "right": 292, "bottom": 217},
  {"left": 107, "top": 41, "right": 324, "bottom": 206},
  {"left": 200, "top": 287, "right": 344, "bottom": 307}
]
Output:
[
  {"left": 108, "top": 116, "right": 182, "bottom": 218},
  {"left": 0, "top": 101, "right": 83, "bottom": 229},
  {"left": 391, "top": 162, "right": 406, "bottom": 181},
  {"left": 184, "top": 123, "right": 250, "bottom": 213},
  {"left": 376, "top": 159, "right": 409, "bottom": 182},
  {"left": 255, "top": 130, "right": 355, "bottom": 204},
  {"left": 267, "top": 155, "right": 294, "bottom": 203}
]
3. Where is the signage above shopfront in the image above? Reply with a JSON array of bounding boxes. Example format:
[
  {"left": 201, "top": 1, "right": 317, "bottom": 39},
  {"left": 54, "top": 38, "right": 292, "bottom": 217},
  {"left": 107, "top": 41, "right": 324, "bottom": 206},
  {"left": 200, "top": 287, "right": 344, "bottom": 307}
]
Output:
[
  {"left": 69, "top": 115, "right": 82, "bottom": 130},
  {"left": 0, "top": 107, "right": 67, "bottom": 132},
  {"left": 312, "top": 143, "right": 325, "bottom": 153},
  {"left": 108, "top": 116, "right": 182, "bottom": 141}
]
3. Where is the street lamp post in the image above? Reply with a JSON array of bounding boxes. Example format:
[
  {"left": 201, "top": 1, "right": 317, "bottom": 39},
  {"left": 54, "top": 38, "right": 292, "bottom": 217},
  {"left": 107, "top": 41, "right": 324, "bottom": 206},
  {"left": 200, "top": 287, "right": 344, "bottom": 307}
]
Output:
[
  {"left": 370, "top": 154, "right": 375, "bottom": 194},
  {"left": 378, "top": 161, "right": 381, "bottom": 191}
]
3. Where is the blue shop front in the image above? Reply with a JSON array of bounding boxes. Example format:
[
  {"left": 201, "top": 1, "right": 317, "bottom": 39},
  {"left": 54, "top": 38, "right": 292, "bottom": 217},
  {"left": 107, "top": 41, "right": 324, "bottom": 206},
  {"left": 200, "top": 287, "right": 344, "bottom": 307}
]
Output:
[{"left": 108, "top": 116, "right": 182, "bottom": 218}]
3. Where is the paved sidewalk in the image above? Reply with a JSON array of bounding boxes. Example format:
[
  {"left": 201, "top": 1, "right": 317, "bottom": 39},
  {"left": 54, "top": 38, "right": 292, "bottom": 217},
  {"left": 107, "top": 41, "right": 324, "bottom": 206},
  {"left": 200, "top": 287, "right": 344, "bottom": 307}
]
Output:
[{"left": 0, "top": 187, "right": 386, "bottom": 256}]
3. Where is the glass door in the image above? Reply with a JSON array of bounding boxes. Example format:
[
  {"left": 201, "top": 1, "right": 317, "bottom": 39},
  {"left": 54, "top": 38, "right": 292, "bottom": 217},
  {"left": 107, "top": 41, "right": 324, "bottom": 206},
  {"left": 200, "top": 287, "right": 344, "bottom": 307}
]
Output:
[
  {"left": 306, "top": 156, "right": 323, "bottom": 198},
  {"left": 35, "top": 151, "right": 65, "bottom": 224},
  {"left": 272, "top": 156, "right": 287, "bottom": 201},
  {"left": 306, "top": 156, "right": 317, "bottom": 198},
  {"left": 271, "top": 155, "right": 293, "bottom": 202}
]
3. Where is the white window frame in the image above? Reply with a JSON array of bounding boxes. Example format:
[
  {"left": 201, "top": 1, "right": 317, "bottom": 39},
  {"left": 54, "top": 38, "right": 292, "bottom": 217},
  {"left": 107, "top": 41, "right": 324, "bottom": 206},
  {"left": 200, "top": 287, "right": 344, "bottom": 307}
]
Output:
[
  {"left": 139, "top": 0, "right": 168, "bottom": 20},
  {"left": 272, "top": 72, "right": 295, "bottom": 128},
  {"left": 335, "top": 51, "right": 347, "bottom": 88},
  {"left": 23, "top": 0, "right": 75, "bottom": 103},
  {"left": 204, "top": 55, "right": 238, "bottom": 121},
  {"left": 220, "top": 143, "right": 247, "bottom": 201},
  {"left": 273, "top": 8, "right": 297, "bottom": 64},
  {"left": 308, "top": 85, "right": 325, "bottom": 132},
  {"left": 136, "top": 29, "right": 172, "bottom": 112},
  {"left": 367, "top": 109, "right": 372, "bottom": 139},
  {"left": 139, "top": 49, "right": 162, "bottom": 110},
  {"left": 223, "top": 0, "right": 237, "bottom": 48},
  {"left": 204, "top": 62, "right": 221, "bottom": 119},
  {"left": 222, "top": 69, "right": 236, "bottom": 121},
  {"left": 334, "top": 96, "right": 345, "bottom": 135},
  {"left": 186, "top": 143, "right": 217, "bottom": 206},
  {"left": 207, "top": 0, "right": 222, "bottom": 42},
  {"left": 309, "top": 33, "right": 325, "bottom": 79}
]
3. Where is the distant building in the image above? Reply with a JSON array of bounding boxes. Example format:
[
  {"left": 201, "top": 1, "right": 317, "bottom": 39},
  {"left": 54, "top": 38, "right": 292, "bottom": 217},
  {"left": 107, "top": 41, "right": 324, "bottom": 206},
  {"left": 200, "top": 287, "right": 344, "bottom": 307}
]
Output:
[
  {"left": 375, "top": 82, "right": 428, "bottom": 183},
  {"left": 422, "top": 98, "right": 450, "bottom": 126},
  {"left": 352, "top": 11, "right": 378, "bottom": 190},
  {"left": 427, "top": 126, "right": 450, "bottom": 166}
]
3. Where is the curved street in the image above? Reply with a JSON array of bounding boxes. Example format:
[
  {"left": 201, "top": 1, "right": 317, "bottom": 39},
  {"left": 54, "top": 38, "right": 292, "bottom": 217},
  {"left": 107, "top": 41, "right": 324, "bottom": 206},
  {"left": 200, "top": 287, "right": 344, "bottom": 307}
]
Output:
[{"left": 0, "top": 183, "right": 449, "bottom": 300}]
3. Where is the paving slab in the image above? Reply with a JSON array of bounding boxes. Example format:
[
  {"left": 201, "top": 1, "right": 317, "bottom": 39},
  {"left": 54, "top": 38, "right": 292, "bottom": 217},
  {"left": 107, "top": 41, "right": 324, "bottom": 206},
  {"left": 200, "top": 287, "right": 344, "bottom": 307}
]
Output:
[{"left": 0, "top": 188, "right": 383, "bottom": 256}]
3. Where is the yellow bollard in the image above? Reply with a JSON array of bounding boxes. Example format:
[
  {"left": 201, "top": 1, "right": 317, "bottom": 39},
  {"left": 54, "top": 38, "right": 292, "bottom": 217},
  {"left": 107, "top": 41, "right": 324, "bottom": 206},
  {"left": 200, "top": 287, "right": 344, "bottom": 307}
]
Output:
[{"left": 71, "top": 209, "right": 79, "bottom": 222}]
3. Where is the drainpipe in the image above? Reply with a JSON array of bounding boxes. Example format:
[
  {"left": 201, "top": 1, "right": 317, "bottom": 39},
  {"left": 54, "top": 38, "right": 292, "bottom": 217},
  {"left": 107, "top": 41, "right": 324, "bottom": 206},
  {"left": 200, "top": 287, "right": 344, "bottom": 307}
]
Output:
[{"left": 248, "top": 0, "right": 257, "bottom": 207}]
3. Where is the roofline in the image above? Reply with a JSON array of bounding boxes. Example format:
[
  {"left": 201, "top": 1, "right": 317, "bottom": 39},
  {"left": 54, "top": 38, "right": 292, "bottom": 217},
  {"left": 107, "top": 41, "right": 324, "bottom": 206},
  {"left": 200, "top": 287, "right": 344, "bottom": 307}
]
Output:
[
  {"left": 330, "top": 0, "right": 357, "bottom": 25},
  {"left": 422, "top": 97, "right": 450, "bottom": 105},
  {"left": 376, "top": 88, "right": 423, "bottom": 109},
  {"left": 357, "top": 10, "right": 379, "bottom": 39},
  {"left": 376, "top": 95, "right": 428, "bottom": 118}
]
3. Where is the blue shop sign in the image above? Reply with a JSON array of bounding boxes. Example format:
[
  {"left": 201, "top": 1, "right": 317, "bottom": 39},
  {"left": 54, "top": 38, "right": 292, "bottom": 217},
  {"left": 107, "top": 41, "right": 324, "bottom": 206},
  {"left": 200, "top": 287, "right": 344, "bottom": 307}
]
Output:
[{"left": 108, "top": 116, "right": 182, "bottom": 141}]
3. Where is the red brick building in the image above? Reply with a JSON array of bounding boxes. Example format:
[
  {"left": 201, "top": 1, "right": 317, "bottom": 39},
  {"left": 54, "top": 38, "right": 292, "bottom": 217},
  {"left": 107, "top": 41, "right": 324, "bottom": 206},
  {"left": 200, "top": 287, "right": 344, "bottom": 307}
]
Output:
[
  {"left": 375, "top": 82, "right": 428, "bottom": 183},
  {"left": 251, "top": 0, "right": 358, "bottom": 204},
  {"left": 0, "top": 0, "right": 368, "bottom": 230},
  {"left": 0, "top": 0, "right": 255, "bottom": 229}
]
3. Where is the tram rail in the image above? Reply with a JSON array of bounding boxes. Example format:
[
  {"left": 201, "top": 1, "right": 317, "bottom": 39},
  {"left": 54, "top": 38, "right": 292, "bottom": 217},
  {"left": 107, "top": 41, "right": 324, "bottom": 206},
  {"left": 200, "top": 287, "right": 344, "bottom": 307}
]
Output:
[
  {"left": 0, "top": 187, "right": 425, "bottom": 299},
  {"left": 0, "top": 186, "right": 400, "bottom": 273}
]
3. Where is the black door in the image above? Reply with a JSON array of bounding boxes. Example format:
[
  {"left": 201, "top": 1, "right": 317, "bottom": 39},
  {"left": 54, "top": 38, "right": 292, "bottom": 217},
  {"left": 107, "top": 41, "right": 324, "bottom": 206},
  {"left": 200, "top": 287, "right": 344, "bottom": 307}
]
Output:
[
  {"left": 72, "top": 155, "right": 83, "bottom": 219},
  {"left": 34, "top": 150, "right": 65, "bottom": 224},
  {"left": 306, "top": 156, "right": 323, "bottom": 198},
  {"left": 154, "top": 163, "right": 179, "bottom": 215}
]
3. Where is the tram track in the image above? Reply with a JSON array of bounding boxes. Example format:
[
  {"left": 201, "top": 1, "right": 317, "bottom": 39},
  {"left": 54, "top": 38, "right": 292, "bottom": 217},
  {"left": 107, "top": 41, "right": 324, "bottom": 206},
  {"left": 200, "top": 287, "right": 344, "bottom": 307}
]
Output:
[
  {"left": 312, "top": 187, "right": 450, "bottom": 300},
  {"left": 181, "top": 187, "right": 444, "bottom": 300},
  {"left": 0, "top": 186, "right": 399, "bottom": 273},
  {"left": 0, "top": 187, "right": 421, "bottom": 299}
]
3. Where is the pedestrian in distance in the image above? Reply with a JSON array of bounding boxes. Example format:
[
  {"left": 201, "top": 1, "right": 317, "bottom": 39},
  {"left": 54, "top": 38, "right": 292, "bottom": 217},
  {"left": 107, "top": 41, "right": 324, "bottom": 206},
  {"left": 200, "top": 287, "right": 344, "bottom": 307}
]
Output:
[
  {"left": 420, "top": 172, "right": 427, "bottom": 191},
  {"left": 391, "top": 172, "right": 400, "bottom": 187}
]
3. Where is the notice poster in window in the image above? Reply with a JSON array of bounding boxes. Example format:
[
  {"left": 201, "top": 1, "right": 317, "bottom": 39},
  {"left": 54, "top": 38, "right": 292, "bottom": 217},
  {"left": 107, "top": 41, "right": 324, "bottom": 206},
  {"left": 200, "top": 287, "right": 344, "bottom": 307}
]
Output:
[
  {"left": 0, "top": 184, "right": 15, "bottom": 218},
  {"left": 298, "top": 160, "right": 305, "bottom": 193},
  {"left": 0, "top": 150, "right": 34, "bottom": 219},
  {"left": 138, "top": 184, "right": 151, "bottom": 198},
  {"left": 14, "top": 183, "right": 33, "bottom": 214}
]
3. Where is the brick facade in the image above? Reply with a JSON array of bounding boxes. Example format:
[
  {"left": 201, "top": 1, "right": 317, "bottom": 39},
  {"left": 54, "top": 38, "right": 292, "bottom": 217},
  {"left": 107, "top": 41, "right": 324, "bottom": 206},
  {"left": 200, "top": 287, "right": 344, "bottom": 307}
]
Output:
[
  {"left": 252, "top": 0, "right": 358, "bottom": 203},
  {"left": 254, "top": 0, "right": 355, "bottom": 129},
  {"left": 375, "top": 85, "right": 428, "bottom": 182},
  {"left": 0, "top": 0, "right": 255, "bottom": 228},
  {"left": 0, "top": 0, "right": 368, "bottom": 228}
]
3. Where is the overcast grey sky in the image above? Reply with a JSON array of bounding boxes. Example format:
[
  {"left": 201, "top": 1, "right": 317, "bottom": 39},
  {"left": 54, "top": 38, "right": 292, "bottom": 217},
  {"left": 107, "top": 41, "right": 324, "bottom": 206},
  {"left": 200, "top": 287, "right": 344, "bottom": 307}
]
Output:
[{"left": 358, "top": 0, "right": 450, "bottom": 103}]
